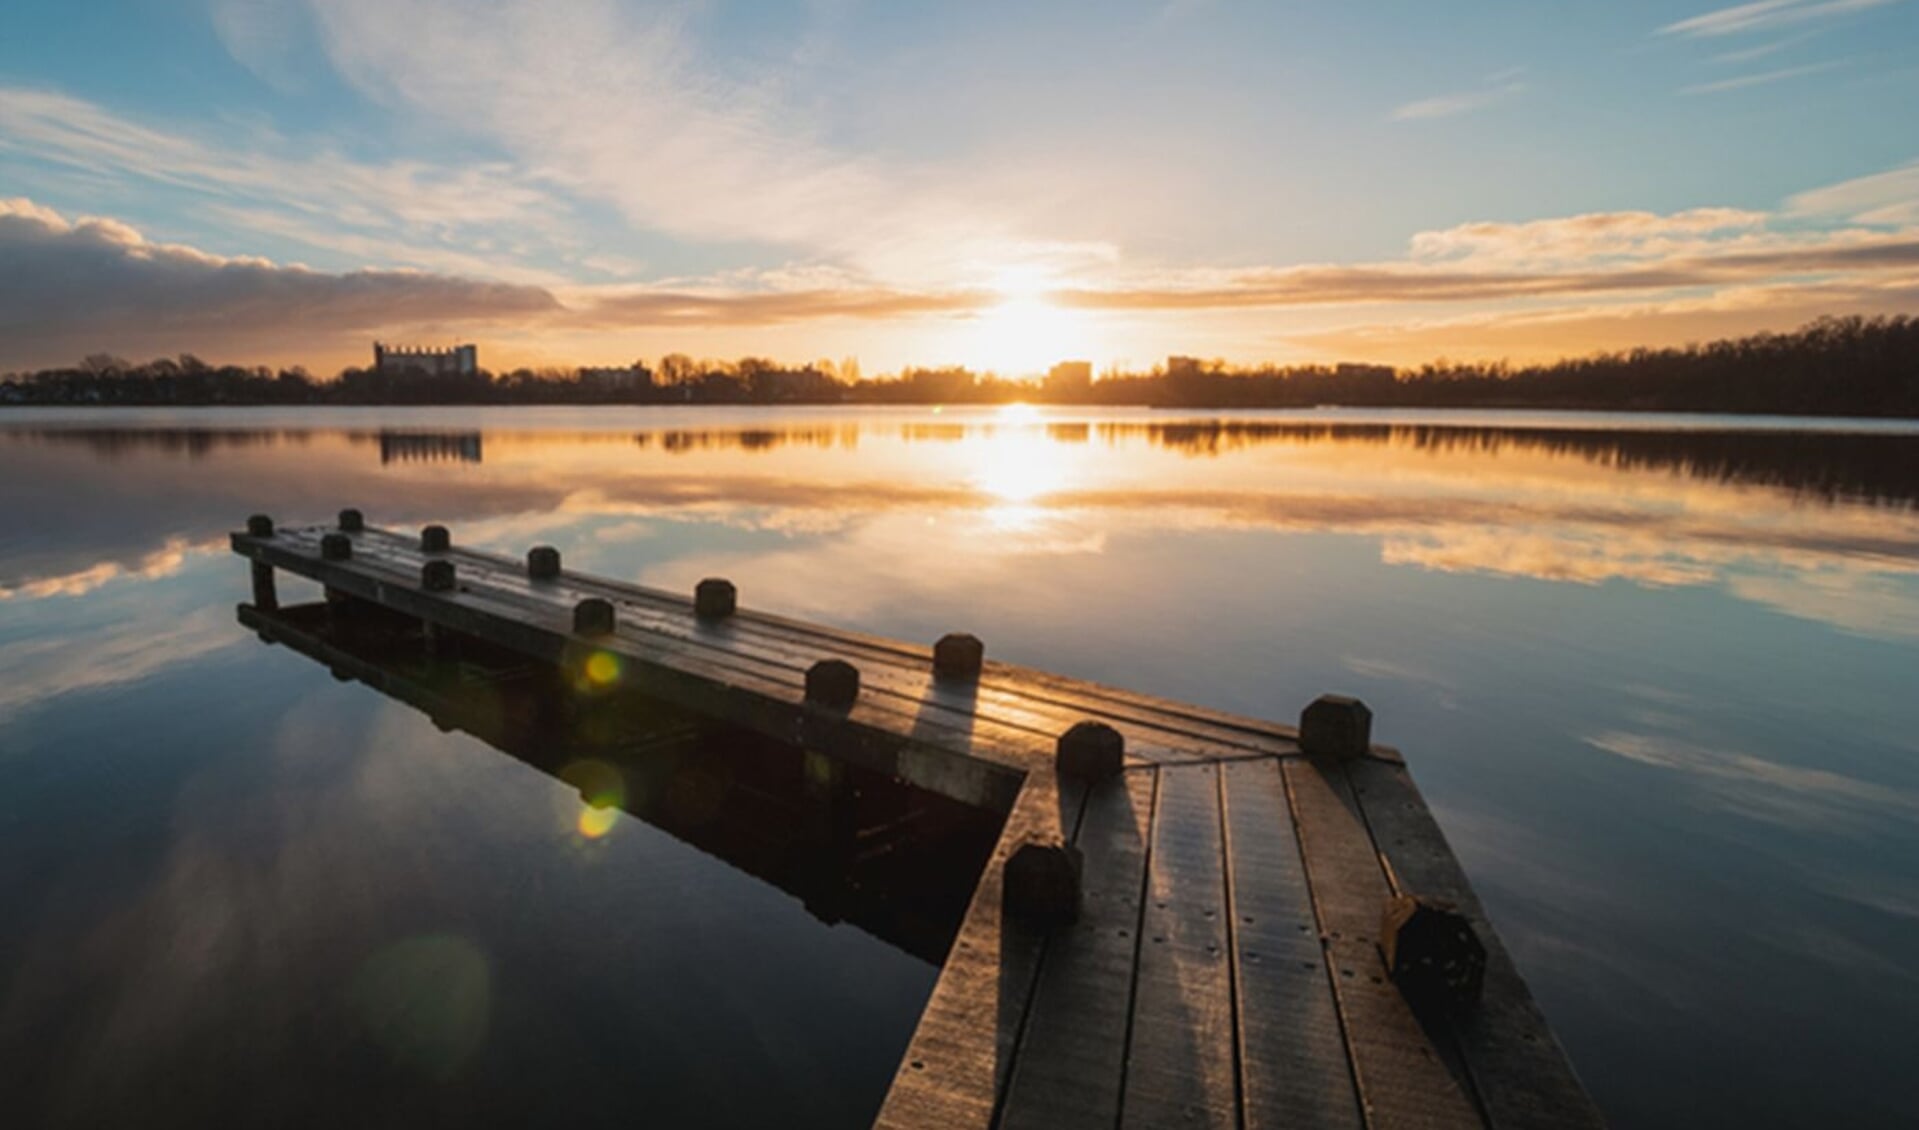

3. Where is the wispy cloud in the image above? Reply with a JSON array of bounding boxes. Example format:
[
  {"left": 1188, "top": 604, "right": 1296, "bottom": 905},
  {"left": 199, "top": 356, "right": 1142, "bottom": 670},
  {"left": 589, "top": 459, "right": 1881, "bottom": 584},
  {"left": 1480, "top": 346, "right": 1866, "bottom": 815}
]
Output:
[
  {"left": 1682, "top": 60, "right": 1845, "bottom": 93},
  {"left": 1390, "top": 79, "right": 1525, "bottom": 122},
  {"left": 1709, "top": 31, "right": 1817, "bottom": 62},
  {"left": 0, "top": 86, "right": 568, "bottom": 276},
  {"left": 1788, "top": 159, "right": 1919, "bottom": 224},
  {"left": 1659, "top": 0, "right": 1902, "bottom": 38},
  {"left": 300, "top": 0, "right": 1064, "bottom": 284}
]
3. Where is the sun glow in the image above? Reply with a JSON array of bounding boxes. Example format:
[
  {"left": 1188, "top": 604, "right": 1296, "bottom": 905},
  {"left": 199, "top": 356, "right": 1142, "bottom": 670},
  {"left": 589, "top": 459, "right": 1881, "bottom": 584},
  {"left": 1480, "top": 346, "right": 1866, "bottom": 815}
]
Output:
[
  {"left": 965, "top": 268, "right": 1100, "bottom": 377},
  {"left": 972, "top": 403, "right": 1074, "bottom": 506}
]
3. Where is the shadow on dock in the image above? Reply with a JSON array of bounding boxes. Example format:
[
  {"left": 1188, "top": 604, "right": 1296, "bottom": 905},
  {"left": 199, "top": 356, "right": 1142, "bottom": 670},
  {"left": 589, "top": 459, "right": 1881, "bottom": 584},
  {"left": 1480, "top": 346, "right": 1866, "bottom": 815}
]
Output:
[{"left": 237, "top": 597, "right": 1000, "bottom": 966}]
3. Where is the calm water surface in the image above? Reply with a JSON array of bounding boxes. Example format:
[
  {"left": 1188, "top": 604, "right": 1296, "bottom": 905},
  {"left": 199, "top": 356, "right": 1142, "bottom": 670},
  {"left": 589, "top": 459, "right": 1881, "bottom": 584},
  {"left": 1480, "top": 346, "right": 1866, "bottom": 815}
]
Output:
[{"left": 3, "top": 405, "right": 1918, "bottom": 1128}]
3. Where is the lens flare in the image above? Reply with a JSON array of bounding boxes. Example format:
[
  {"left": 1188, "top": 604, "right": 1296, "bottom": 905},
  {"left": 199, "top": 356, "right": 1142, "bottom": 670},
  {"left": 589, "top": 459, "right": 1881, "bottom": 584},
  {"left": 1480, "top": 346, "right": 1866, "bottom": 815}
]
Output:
[
  {"left": 576, "top": 805, "right": 619, "bottom": 839},
  {"left": 583, "top": 650, "right": 622, "bottom": 687},
  {"left": 559, "top": 758, "right": 627, "bottom": 840}
]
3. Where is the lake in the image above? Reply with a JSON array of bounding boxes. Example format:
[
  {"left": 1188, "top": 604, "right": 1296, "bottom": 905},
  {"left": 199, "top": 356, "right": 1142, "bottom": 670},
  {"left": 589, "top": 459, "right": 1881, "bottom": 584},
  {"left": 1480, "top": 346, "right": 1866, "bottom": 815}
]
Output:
[{"left": 2, "top": 405, "right": 1917, "bottom": 1128}]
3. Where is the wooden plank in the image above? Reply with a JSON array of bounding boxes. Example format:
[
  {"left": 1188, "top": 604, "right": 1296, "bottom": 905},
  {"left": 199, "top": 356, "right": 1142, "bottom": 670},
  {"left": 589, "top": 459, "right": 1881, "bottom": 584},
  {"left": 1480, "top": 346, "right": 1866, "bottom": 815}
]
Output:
[
  {"left": 324, "top": 527, "right": 1298, "bottom": 766},
  {"left": 1121, "top": 762, "right": 1238, "bottom": 1129},
  {"left": 999, "top": 769, "right": 1157, "bottom": 1130},
  {"left": 1283, "top": 758, "right": 1484, "bottom": 1130},
  {"left": 238, "top": 533, "right": 1035, "bottom": 810},
  {"left": 261, "top": 525, "right": 1328, "bottom": 763},
  {"left": 874, "top": 772, "right": 1088, "bottom": 1130},
  {"left": 1344, "top": 759, "right": 1605, "bottom": 1130},
  {"left": 1222, "top": 758, "right": 1366, "bottom": 1130},
  {"left": 250, "top": 528, "right": 1197, "bottom": 767}
]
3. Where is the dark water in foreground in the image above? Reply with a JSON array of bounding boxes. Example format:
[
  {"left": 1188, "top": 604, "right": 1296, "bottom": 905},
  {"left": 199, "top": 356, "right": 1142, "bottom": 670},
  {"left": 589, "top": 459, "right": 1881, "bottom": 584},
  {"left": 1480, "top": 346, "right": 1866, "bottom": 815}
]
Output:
[{"left": 2, "top": 405, "right": 1918, "bottom": 1128}]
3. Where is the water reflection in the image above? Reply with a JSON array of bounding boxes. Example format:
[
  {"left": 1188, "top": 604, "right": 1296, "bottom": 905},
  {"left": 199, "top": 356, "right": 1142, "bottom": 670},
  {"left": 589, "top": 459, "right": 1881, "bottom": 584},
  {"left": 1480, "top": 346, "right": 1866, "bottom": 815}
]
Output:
[
  {"left": 239, "top": 596, "right": 996, "bottom": 964},
  {"left": 3, "top": 407, "right": 1918, "bottom": 1127},
  {"left": 6, "top": 411, "right": 1918, "bottom": 642}
]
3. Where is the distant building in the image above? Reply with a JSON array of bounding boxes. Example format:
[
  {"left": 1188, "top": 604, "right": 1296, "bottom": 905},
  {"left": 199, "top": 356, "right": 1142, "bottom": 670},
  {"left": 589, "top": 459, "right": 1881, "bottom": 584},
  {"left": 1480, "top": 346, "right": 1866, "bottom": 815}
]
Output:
[
  {"left": 374, "top": 342, "right": 478, "bottom": 376},
  {"left": 579, "top": 363, "right": 654, "bottom": 392},
  {"left": 1044, "top": 360, "right": 1093, "bottom": 398}
]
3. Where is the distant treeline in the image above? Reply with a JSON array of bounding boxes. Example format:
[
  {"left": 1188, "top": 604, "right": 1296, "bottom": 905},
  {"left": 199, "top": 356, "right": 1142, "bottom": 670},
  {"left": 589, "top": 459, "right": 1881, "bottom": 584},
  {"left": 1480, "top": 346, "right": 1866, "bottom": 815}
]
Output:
[{"left": 4, "top": 315, "right": 1916, "bottom": 417}]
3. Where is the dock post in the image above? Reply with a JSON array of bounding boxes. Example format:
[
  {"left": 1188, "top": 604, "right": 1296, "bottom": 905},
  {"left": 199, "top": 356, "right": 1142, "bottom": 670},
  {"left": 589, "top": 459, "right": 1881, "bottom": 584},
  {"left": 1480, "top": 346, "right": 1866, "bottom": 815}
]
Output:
[
  {"left": 338, "top": 508, "right": 365, "bottom": 532},
  {"left": 574, "top": 598, "right": 616, "bottom": 636},
  {"left": 1381, "top": 894, "right": 1487, "bottom": 1011},
  {"left": 695, "top": 578, "right": 737, "bottom": 620},
  {"left": 422, "top": 559, "right": 456, "bottom": 592},
  {"left": 320, "top": 533, "right": 352, "bottom": 561},
  {"left": 1299, "top": 694, "right": 1372, "bottom": 758},
  {"left": 421, "top": 525, "right": 451, "bottom": 553},
  {"left": 806, "top": 660, "right": 860, "bottom": 709},
  {"left": 527, "top": 546, "right": 562, "bottom": 580},
  {"left": 1004, "top": 839, "right": 1082, "bottom": 928},
  {"left": 1057, "top": 720, "right": 1124, "bottom": 779},
  {"left": 933, "top": 633, "right": 985, "bottom": 681}
]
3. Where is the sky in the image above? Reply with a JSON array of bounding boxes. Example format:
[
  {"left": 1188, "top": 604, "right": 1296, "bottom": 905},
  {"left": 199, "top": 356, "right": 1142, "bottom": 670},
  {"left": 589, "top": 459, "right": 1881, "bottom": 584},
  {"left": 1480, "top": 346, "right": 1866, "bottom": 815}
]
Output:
[{"left": 1, "top": 0, "right": 1917, "bottom": 376}]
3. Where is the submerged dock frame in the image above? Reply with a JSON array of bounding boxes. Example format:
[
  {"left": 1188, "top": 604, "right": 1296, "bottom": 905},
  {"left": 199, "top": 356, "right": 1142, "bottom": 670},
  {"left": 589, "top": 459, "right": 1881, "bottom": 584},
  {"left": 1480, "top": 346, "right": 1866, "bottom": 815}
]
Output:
[{"left": 233, "top": 512, "right": 1603, "bottom": 1129}]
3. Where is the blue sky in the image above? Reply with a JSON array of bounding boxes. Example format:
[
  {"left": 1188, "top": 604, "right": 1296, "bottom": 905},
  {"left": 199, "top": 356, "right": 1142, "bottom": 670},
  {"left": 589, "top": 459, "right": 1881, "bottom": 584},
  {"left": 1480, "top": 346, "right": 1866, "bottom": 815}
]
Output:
[{"left": 1, "top": 0, "right": 1916, "bottom": 373}]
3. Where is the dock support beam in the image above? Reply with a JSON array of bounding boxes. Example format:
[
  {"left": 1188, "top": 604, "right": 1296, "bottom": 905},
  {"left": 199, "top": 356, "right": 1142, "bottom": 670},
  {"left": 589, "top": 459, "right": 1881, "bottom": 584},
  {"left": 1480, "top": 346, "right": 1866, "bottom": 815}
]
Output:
[{"left": 250, "top": 561, "right": 278, "bottom": 611}]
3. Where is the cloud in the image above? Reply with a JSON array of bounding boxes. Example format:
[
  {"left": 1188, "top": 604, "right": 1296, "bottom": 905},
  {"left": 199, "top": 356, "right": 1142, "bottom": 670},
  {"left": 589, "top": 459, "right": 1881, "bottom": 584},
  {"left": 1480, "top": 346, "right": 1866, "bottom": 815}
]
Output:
[
  {"left": 1788, "top": 160, "right": 1919, "bottom": 225},
  {"left": 1681, "top": 60, "right": 1845, "bottom": 93},
  {"left": 563, "top": 286, "right": 991, "bottom": 329},
  {"left": 1390, "top": 80, "right": 1525, "bottom": 122},
  {"left": 0, "top": 86, "right": 567, "bottom": 274},
  {"left": 1658, "top": 0, "right": 1902, "bottom": 38},
  {"left": 0, "top": 199, "right": 558, "bottom": 365},
  {"left": 300, "top": 0, "right": 1041, "bottom": 283},
  {"left": 1407, "top": 208, "right": 1773, "bottom": 264}
]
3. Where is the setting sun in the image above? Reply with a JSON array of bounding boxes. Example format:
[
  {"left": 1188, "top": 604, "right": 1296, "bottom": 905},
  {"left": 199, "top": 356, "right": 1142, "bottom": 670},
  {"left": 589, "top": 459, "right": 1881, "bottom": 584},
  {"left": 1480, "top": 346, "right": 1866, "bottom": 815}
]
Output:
[{"left": 958, "top": 269, "right": 1101, "bottom": 377}]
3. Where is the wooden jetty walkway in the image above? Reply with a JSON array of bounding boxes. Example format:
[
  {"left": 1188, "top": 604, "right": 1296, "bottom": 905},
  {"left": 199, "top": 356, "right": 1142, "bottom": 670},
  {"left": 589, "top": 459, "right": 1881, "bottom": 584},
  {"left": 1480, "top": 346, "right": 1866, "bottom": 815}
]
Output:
[{"left": 233, "top": 512, "right": 1604, "bottom": 1130}]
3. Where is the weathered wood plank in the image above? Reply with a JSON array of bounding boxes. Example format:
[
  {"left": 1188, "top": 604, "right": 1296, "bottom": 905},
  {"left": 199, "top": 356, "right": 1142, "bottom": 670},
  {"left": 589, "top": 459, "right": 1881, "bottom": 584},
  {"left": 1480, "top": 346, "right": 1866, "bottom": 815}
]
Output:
[
  {"left": 1121, "top": 762, "right": 1238, "bottom": 1129},
  {"left": 238, "top": 533, "right": 1035, "bottom": 810},
  {"left": 1344, "top": 759, "right": 1604, "bottom": 1130},
  {"left": 1284, "top": 757, "right": 1484, "bottom": 1130},
  {"left": 999, "top": 769, "right": 1156, "bottom": 1130},
  {"left": 1222, "top": 758, "right": 1366, "bottom": 1130},
  {"left": 874, "top": 772, "right": 1087, "bottom": 1130},
  {"left": 251, "top": 528, "right": 1207, "bottom": 766},
  {"left": 262, "top": 525, "right": 1334, "bottom": 763}
]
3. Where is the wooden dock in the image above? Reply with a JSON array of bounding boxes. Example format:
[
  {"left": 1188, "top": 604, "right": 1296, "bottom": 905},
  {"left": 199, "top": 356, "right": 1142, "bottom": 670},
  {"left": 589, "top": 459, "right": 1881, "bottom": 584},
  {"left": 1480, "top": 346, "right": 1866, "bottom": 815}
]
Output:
[{"left": 232, "top": 512, "right": 1604, "bottom": 1129}]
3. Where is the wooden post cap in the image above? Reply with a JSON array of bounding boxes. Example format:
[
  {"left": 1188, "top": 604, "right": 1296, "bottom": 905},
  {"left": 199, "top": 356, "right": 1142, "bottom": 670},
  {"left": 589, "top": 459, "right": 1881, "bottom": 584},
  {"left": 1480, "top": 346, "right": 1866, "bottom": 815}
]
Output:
[
  {"left": 695, "top": 577, "right": 737, "bottom": 619},
  {"left": 245, "top": 514, "right": 274, "bottom": 537},
  {"left": 421, "top": 525, "right": 451, "bottom": 553},
  {"left": 320, "top": 532, "right": 353, "bottom": 561},
  {"left": 527, "top": 546, "right": 562, "bottom": 580},
  {"left": 1381, "top": 893, "right": 1486, "bottom": 1010},
  {"left": 421, "top": 559, "right": 456, "bottom": 592},
  {"left": 338, "top": 508, "right": 365, "bottom": 532},
  {"left": 1003, "top": 839, "right": 1083, "bottom": 928},
  {"left": 933, "top": 633, "right": 985, "bottom": 680},
  {"left": 1300, "top": 694, "right": 1372, "bottom": 758},
  {"left": 1057, "top": 720, "right": 1125, "bottom": 779},
  {"left": 574, "top": 597, "right": 616, "bottom": 636},
  {"left": 805, "top": 659, "right": 860, "bottom": 708}
]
